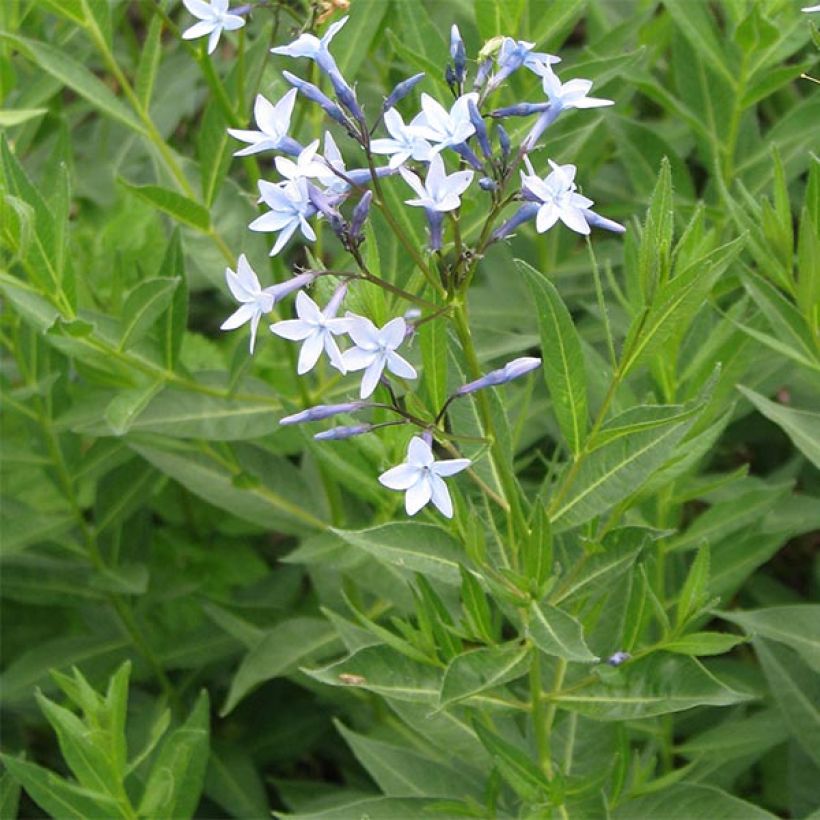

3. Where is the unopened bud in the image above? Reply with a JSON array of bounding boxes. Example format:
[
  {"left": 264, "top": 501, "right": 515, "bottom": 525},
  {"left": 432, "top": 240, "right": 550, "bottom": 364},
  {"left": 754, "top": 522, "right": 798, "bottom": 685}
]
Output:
[
  {"left": 283, "top": 71, "right": 351, "bottom": 130},
  {"left": 314, "top": 423, "right": 372, "bottom": 441},
  {"left": 450, "top": 25, "right": 466, "bottom": 84},
  {"left": 349, "top": 190, "right": 372, "bottom": 243},
  {"left": 384, "top": 72, "right": 425, "bottom": 110},
  {"left": 468, "top": 99, "right": 491, "bottom": 159},
  {"left": 456, "top": 357, "right": 541, "bottom": 396},
  {"left": 280, "top": 401, "right": 365, "bottom": 426},
  {"left": 479, "top": 177, "right": 497, "bottom": 191}
]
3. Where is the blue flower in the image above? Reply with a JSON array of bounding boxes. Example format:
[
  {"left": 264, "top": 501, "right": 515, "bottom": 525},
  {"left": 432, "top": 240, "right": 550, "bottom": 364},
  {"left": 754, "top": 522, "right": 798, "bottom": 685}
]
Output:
[
  {"left": 538, "top": 66, "right": 613, "bottom": 111},
  {"left": 227, "top": 90, "right": 301, "bottom": 157},
  {"left": 270, "top": 15, "right": 347, "bottom": 70},
  {"left": 485, "top": 38, "right": 560, "bottom": 93},
  {"left": 379, "top": 436, "right": 470, "bottom": 518},
  {"left": 399, "top": 153, "right": 473, "bottom": 212},
  {"left": 182, "top": 0, "right": 245, "bottom": 55},
  {"left": 249, "top": 178, "right": 317, "bottom": 255},
  {"left": 370, "top": 108, "right": 434, "bottom": 169},
  {"left": 410, "top": 92, "right": 477, "bottom": 152}
]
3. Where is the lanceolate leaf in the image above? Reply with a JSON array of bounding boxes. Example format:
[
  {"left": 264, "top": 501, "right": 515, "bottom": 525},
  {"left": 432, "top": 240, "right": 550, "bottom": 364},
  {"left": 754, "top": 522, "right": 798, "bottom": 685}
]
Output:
[
  {"left": 519, "top": 260, "right": 589, "bottom": 455},
  {"left": 614, "top": 783, "right": 775, "bottom": 819},
  {"left": 119, "top": 180, "right": 211, "bottom": 232},
  {"left": 439, "top": 643, "right": 531, "bottom": 707},
  {"left": 527, "top": 601, "right": 598, "bottom": 662}
]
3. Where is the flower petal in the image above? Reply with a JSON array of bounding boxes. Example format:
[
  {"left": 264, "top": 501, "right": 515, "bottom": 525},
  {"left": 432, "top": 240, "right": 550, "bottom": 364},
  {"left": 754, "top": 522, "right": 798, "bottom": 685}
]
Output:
[
  {"left": 270, "top": 318, "right": 313, "bottom": 341},
  {"left": 428, "top": 473, "right": 454, "bottom": 518},
  {"left": 379, "top": 463, "right": 421, "bottom": 491},
  {"left": 341, "top": 346, "right": 377, "bottom": 371},
  {"left": 407, "top": 436, "right": 434, "bottom": 467},
  {"left": 380, "top": 316, "right": 407, "bottom": 349},
  {"left": 220, "top": 302, "right": 256, "bottom": 331},
  {"left": 359, "top": 357, "right": 386, "bottom": 398},
  {"left": 432, "top": 458, "right": 470, "bottom": 477},
  {"left": 182, "top": 20, "right": 214, "bottom": 40},
  {"left": 386, "top": 351, "right": 417, "bottom": 380},
  {"left": 559, "top": 205, "right": 591, "bottom": 235},
  {"left": 297, "top": 331, "right": 324, "bottom": 374},
  {"left": 536, "top": 203, "right": 560, "bottom": 233},
  {"left": 405, "top": 476, "right": 432, "bottom": 515}
]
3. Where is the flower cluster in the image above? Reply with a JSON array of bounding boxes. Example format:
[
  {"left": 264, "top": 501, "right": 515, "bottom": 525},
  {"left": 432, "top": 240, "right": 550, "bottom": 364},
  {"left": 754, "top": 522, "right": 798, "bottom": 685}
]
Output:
[{"left": 184, "top": 6, "right": 624, "bottom": 517}]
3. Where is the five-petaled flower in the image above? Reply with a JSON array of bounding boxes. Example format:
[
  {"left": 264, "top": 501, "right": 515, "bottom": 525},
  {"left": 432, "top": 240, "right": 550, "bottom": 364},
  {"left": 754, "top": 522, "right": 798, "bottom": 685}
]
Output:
[
  {"left": 220, "top": 255, "right": 314, "bottom": 353},
  {"left": 249, "top": 178, "right": 317, "bottom": 255},
  {"left": 270, "top": 15, "right": 347, "bottom": 70},
  {"left": 370, "top": 108, "right": 434, "bottom": 169},
  {"left": 341, "top": 315, "right": 417, "bottom": 398},
  {"left": 228, "top": 90, "right": 300, "bottom": 156},
  {"left": 521, "top": 159, "right": 596, "bottom": 235},
  {"left": 182, "top": 0, "right": 245, "bottom": 55},
  {"left": 270, "top": 287, "right": 351, "bottom": 374},
  {"left": 400, "top": 154, "right": 474, "bottom": 212},
  {"left": 411, "top": 92, "right": 478, "bottom": 152},
  {"left": 379, "top": 436, "right": 470, "bottom": 517},
  {"left": 538, "top": 65, "right": 613, "bottom": 111}
]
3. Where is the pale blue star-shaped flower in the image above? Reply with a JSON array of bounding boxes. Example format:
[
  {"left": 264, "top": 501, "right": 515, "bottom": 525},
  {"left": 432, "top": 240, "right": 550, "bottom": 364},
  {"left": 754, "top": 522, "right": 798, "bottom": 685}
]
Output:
[
  {"left": 521, "top": 159, "right": 595, "bottom": 235},
  {"left": 270, "top": 15, "right": 347, "bottom": 69},
  {"left": 370, "top": 108, "right": 434, "bottom": 169},
  {"left": 341, "top": 315, "right": 417, "bottom": 398},
  {"left": 182, "top": 0, "right": 245, "bottom": 55},
  {"left": 227, "top": 89, "right": 300, "bottom": 157},
  {"left": 249, "top": 178, "right": 317, "bottom": 255},
  {"left": 411, "top": 92, "right": 477, "bottom": 151},
  {"left": 399, "top": 153, "right": 474, "bottom": 212},
  {"left": 484, "top": 38, "right": 561, "bottom": 92},
  {"left": 270, "top": 287, "right": 351, "bottom": 374},
  {"left": 378, "top": 436, "right": 470, "bottom": 518},
  {"left": 538, "top": 65, "right": 613, "bottom": 111},
  {"left": 220, "top": 255, "right": 314, "bottom": 353},
  {"left": 275, "top": 139, "right": 328, "bottom": 182}
]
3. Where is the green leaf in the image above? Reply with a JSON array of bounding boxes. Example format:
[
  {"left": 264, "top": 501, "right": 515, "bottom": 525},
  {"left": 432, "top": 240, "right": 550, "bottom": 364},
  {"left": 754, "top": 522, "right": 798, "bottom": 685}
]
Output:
[
  {"left": 104, "top": 383, "right": 164, "bottom": 436},
  {"left": 676, "top": 709, "right": 788, "bottom": 761},
  {"left": 754, "top": 639, "right": 820, "bottom": 769},
  {"left": 0, "top": 756, "right": 120, "bottom": 819},
  {"left": 135, "top": 12, "right": 164, "bottom": 108},
  {"left": 737, "top": 385, "right": 820, "bottom": 469},
  {"left": 549, "top": 403, "right": 700, "bottom": 531},
  {"left": 331, "top": 523, "right": 464, "bottom": 585},
  {"left": 439, "top": 643, "right": 531, "bottom": 708},
  {"left": 555, "top": 654, "right": 752, "bottom": 719},
  {"left": 119, "top": 180, "right": 210, "bottom": 231},
  {"left": 138, "top": 691, "right": 210, "bottom": 819},
  {"left": 119, "top": 277, "right": 180, "bottom": 351},
  {"left": 620, "top": 236, "right": 745, "bottom": 377},
  {"left": 0, "top": 770, "right": 21, "bottom": 820},
  {"left": 304, "top": 645, "right": 441, "bottom": 704},
  {"left": 720, "top": 606, "right": 820, "bottom": 673},
  {"left": 519, "top": 260, "right": 588, "bottom": 455},
  {"left": 205, "top": 744, "right": 270, "bottom": 820},
  {"left": 330, "top": 0, "right": 390, "bottom": 80},
  {"left": 0, "top": 108, "right": 47, "bottom": 126},
  {"left": 459, "top": 566, "right": 495, "bottom": 645},
  {"left": 614, "top": 783, "right": 775, "bottom": 818},
  {"left": 419, "top": 314, "right": 448, "bottom": 413},
  {"left": 522, "top": 505, "right": 552, "bottom": 597},
  {"left": 221, "top": 618, "right": 339, "bottom": 716},
  {"left": 0, "top": 33, "right": 144, "bottom": 134},
  {"left": 472, "top": 720, "right": 550, "bottom": 803},
  {"left": 527, "top": 601, "right": 598, "bottom": 662},
  {"left": 676, "top": 544, "right": 710, "bottom": 626},
  {"left": 663, "top": 632, "right": 746, "bottom": 657},
  {"left": 335, "top": 721, "right": 482, "bottom": 799}
]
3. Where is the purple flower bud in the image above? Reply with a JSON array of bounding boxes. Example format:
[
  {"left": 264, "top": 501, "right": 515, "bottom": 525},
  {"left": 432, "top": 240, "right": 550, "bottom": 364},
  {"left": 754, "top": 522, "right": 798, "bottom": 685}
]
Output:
[
  {"left": 308, "top": 185, "right": 346, "bottom": 239},
  {"left": 497, "top": 124, "right": 510, "bottom": 159},
  {"left": 404, "top": 307, "right": 422, "bottom": 321},
  {"left": 314, "top": 423, "right": 373, "bottom": 441},
  {"left": 456, "top": 357, "right": 541, "bottom": 395},
  {"left": 606, "top": 651, "right": 631, "bottom": 667},
  {"left": 384, "top": 72, "right": 425, "bottom": 110},
  {"left": 582, "top": 209, "right": 626, "bottom": 234},
  {"left": 451, "top": 141, "right": 483, "bottom": 171},
  {"left": 280, "top": 401, "right": 366, "bottom": 426},
  {"left": 425, "top": 208, "right": 444, "bottom": 251},
  {"left": 473, "top": 57, "right": 492, "bottom": 90},
  {"left": 479, "top": 177, "right": 497, "bottom": 191},
  {"left": 278, "top": 136, "right": 306, "bottom": 157},
  {"left": 232, "top": 4, "right": 252, "bottom": 15},
  {"left": 421, "top": 430, "right": 433, "bottom": 446},
  {"left": 450, "top": 25, "right": 466, "bottom": 84},
  {"left": 345, "top": 166, "right": 396, "bottom": 187},
  {"left": 327, "top": 67, "right": 365, "bottom": 124},
  {"left": 325, "top": 282, "right": 348, "bottom": 318},
  {"left": 445, "top": 64, "right": 457, "bottom": 87},
  {"left": 521, "top": 104, "right": 562, "bottom": 153},
  {"left": 283, "top": 71, "right": 351, "bottom": 130},
  {"left": 468, "top": 99, "right": 491, "bottom": 159},
  {"left": 349, "top": 190, "right": 372, "bottom": 242},
  {"left": 269, "top": 271, "right": 319, "bottom": 301},
  {"left": 492, "top": 202, "right": 539, "bottom": 241},
  {"left": 490, "top": 102, "right": 551, "bottom": 118}
]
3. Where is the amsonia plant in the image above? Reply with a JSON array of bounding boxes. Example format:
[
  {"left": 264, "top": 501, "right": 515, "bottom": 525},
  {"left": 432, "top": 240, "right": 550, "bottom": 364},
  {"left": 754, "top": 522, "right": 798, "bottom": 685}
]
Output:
[{"left": 0, "top": 1, "right": 818, "bottom": 818}]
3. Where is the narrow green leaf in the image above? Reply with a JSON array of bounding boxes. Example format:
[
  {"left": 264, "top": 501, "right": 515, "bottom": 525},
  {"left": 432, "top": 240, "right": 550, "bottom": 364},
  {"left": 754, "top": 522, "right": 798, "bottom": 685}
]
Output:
[
  {"left": 663, "top": 632, "right": 746, "bottom": 657},
  {"left": 472, "top": 721, "right": 550, "bottom": 803},
  {"left": 720, "top": 606, "right": 820, "bottom": 673},
  {"left": 519, "top": 260, "right": 588, "bottom": 455},
  {"left": 138, "top": 691, "right": 210, "bottom": 819},
  {"left": 528, "top": 601, "right": 598, "bottom": 662},
  {"left": 614, "top": 783, "right": 775, "bottom": 818},
  {"left": 119, "top": 180, "right": 210, "bottom": 231},
  {"left": 0, "top": 33, "right": 144, "bottom": 133},
  {"left": 0, "top": 769, "right": 21, "bottom": 820},
  {"left": 0, "top": 108, "right": 47, "bottom": 126},
  {"left": 221, "top": 618, "right": 339, "bottom": 715},
  {"left": 737, "top": 385, "right": 820, "bottom": 469},
  {"left": 0, "top": 756, "right": 120, "bottom": 819},
  {"left": 676, "top": 544, "right": 710, "bottom": 626},
  {"left": 135, "top": 12, "right": 164, "bottom": 108},
  {"left": 439, "top": 643, "right": 531, "bottom": 708}
]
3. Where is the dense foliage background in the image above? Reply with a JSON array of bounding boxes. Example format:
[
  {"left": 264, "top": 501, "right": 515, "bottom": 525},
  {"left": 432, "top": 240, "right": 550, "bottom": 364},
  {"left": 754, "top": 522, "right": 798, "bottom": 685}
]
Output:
[{"left": 1, "top": 0, "right": 818, "bottom": 817}]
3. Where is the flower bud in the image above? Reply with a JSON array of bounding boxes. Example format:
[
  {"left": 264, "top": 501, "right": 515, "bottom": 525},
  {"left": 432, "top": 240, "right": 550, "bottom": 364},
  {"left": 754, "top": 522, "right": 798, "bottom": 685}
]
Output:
[
  {"left": 490, "top": 102, "right": 551, "bottom": 118},
  {"left": 280, "top": 401, "right": 365, "bottom": 426},
  {"left": 479, "top": 177, "right": 497, "bottom": 191},
  {"left": 308, "top": 185, "right": 346, "bottom": 239},
  {"left": 384, "top": 72, "right": 425, "bottom": 110},
  {"left": 492, "top": 203, "right": 539, "bottom": 241},
  {"left": 468, "top": 99, "right": 492, "bottom": 159},
  {"left": 349, "top": 190, "right": 372, "bottom": 243},
  {"left": 456, "top": 357, "right": 541, "bottom": 396},
  {"left": 606, "top": 651, "right": 631, "bottom": 667},
  {"left": 452, "top": 141, "right": 483, "bottom": 170},
  {"left": 425, "top": 208, "right": 444, "bottom": 251},
  {"left": 283, "top": 71, "right": 350, "bottom": 130},
  {"left": 473, "top": 57, "right": 493, "bottom": 90},
  {"left": 314, "top": 423, "right": 373, "bottom": 441},
  {"left": 497, "top": 124, "right": 510, "bottom": 159},
  {"left": 582, "top": 209, "right": 626, "bottom": 234},
  {"left": 450, "top": 25, "right": 466, "bottom": 84},
  {"left": 521, "top": 104, "right": 562, "bottom": 153}
]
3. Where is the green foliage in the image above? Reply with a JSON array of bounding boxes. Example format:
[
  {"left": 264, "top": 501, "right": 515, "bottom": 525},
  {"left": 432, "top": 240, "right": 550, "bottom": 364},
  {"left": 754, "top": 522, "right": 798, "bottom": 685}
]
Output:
[{"left": 1, "top": 0, "right": 818, "bottom": 818}]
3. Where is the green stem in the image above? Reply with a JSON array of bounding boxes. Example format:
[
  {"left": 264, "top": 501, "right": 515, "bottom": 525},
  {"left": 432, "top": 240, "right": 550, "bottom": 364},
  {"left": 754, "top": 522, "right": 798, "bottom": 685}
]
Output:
[{"left": 529, "top": 644, "right": 552, "bottom": 777}]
